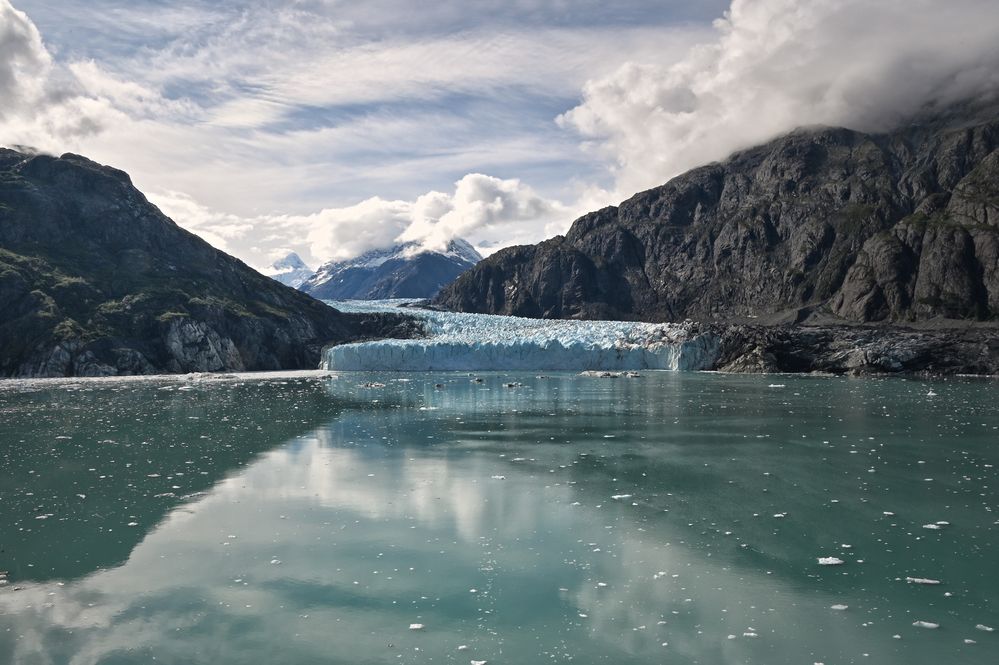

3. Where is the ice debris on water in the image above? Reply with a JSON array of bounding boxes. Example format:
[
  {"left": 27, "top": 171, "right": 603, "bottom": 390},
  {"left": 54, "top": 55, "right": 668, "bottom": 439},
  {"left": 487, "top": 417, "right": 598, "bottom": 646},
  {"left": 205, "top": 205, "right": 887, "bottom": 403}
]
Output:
[
  {"left": 817, "top": 557, "right": 844, "bottom": 566},
  {"left": 321, "top": 300, "right": 719, "bottom": 371},
  {"left": 976, "top": 624, "right": 994, "bottom": 632},
  {"left": 830, "top": 604, "right": 849, "bottom": 611},
  {"left": 611, "top": 494, "right": 633, "bottom": 500},
  {"left": 409, "top": 623, "right": 425, "bottom": 630},
  {"left": 912, "top": 621, "right": 939, "bottom": 629},
  {"left": 906, "top": 577, "right": 941, "bottom": 585}
]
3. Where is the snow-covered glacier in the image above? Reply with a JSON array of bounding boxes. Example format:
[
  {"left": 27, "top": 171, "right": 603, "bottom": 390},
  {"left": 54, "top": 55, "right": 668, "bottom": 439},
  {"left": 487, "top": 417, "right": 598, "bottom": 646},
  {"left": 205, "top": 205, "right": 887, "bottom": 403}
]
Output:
[{"left": 322, "top": 300, "right": 721, "bottom": 371}]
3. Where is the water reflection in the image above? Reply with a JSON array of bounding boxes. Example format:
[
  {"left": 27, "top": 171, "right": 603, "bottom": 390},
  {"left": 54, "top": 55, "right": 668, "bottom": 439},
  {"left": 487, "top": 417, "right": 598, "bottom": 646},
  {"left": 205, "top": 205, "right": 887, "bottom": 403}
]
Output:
[{"left": 1, "top": 372, "right": 997, "bottom": 664}]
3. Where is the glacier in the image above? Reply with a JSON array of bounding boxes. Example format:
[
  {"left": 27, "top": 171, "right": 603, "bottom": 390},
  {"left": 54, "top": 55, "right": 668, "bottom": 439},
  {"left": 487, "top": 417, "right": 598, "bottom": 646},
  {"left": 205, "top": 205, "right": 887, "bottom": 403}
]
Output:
[{"left": 322, "top": 300, "right": 721, "bottom": 371}]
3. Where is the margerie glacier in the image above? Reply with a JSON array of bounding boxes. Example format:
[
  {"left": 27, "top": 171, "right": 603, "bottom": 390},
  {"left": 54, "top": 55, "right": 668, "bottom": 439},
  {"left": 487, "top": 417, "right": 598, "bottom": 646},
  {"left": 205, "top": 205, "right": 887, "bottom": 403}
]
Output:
[{"left": 322, "top": 301, "right": 720, "bottom": 371}]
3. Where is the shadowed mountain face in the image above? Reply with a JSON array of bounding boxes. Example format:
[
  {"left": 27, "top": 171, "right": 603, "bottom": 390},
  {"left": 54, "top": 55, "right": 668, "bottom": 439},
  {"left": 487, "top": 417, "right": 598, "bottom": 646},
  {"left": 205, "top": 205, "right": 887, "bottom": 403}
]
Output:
[
  {"left": 436, "top": 100, "right": 999, "bottom": 325},
  {"left": 0, "top": 150, "right": 418, "bottom": 377},
  {"left": 302, "top": 240, "right": 482, "bottom": 300}
]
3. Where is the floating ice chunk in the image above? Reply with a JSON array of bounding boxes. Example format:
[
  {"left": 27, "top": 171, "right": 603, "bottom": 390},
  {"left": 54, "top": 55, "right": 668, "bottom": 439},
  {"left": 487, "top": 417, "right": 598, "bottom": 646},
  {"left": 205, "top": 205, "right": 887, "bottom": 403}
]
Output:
[
  {"left": 743, "top": 632, "right": 758, "bottom": 638},
  {"left": 922, "top": 524, "right": 942, "bottom": 530},
  {"left": 611, "top": 494, "right": 633, "bottom": 500},
  {"left": 830, "top": 604, "right": 849, "bottom": 611},
  {"left": 976, "top": 624, "right": 995, "bottom": 632},
  {"left": 818, "top": 557, "right": 844, "bottom": 566},
  {"left": 768, "top": 384, "right": 785, "bottom": 388},
  {"left": 409, "top": 623, "right": 425, "bottom": 630},
  {"left": 912, "top": 621, "right": 939, "bottom": 629},
  {"left": 457, "top": 645, "right": 468, "bottom": 651},
  {"left": 906, "top": 577, "right": 941, "bottom": 585},
  {"left": 490, "top": 475, "right": 506, "bottom": 480},
  {"left": 471, "top": 661, "right": 487, "bottom": 665}
]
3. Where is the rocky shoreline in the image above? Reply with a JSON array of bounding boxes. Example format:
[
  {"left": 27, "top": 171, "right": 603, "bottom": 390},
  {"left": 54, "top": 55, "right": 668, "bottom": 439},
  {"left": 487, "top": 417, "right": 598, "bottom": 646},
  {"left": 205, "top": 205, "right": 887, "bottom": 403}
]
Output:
[{"left": 709, "top": 322, "right": 999, "bottom": 376}]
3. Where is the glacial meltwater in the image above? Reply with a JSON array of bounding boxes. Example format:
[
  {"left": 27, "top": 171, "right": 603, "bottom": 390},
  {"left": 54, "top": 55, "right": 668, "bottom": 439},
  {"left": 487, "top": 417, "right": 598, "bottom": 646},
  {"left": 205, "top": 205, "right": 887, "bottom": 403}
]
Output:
[{"left": 1, "top": 371, "right": 997, "bottom": 664}]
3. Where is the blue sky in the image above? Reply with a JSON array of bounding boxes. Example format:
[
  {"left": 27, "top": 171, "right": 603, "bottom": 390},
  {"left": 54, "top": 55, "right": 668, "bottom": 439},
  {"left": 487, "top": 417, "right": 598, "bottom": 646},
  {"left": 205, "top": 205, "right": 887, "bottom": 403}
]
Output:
[{"left": 3, "top": 0, "right": 997, "bottom": 268}]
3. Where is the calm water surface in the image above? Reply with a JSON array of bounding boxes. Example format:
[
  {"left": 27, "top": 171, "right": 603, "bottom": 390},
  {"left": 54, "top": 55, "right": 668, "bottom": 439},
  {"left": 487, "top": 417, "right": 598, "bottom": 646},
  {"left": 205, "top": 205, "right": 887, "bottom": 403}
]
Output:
[{"left": 0, "top": 372, "right": 997, "bottom": 664}]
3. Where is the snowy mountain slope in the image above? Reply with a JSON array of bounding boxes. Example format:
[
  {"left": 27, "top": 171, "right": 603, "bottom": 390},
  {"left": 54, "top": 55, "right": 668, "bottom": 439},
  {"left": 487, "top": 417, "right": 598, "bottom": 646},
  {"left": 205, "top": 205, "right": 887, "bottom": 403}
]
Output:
[
  {"left": 322, "top": 300, "right": 720, "bottom": 371},
  {"left": 302, "top": 239, "right": 482, "bottom": 300},
  {"left": 262, "top": 252, "right": 315, "bottom": 288}
]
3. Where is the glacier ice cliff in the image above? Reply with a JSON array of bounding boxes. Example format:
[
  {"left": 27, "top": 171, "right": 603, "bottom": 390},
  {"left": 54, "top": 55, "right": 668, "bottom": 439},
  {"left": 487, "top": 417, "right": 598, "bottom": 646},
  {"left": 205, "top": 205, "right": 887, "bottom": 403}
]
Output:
[{"left": 322, "top": 301, "right": 720, "bottom": 371}]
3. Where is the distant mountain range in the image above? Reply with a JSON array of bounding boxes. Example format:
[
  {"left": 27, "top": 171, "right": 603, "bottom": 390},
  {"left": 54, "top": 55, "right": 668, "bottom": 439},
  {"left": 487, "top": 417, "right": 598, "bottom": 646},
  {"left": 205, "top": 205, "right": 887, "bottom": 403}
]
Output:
[{"left": 295, "top": 239, "right": 482, "bottom": 300}]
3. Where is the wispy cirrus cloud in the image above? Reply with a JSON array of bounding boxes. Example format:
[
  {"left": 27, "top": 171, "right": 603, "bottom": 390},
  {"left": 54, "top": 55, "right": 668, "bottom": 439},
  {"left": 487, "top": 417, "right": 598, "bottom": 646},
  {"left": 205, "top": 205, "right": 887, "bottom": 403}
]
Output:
[{"left": 4, "top": 0, "right": 999, "bottom": 274}]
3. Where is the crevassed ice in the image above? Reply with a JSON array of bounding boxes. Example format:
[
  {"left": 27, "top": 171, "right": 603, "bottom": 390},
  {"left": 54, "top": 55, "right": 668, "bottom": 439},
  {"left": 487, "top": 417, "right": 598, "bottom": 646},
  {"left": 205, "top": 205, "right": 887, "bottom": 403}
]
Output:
[{"left": 322, "top": 300, "right": 720, "bottom": 371}]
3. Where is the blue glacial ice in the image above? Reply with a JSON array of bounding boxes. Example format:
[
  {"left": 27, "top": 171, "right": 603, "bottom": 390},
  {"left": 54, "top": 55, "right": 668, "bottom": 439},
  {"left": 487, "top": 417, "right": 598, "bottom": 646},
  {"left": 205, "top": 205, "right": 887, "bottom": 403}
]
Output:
[{"left": 322, "top": 300, "right": 720, "bottom": 371}]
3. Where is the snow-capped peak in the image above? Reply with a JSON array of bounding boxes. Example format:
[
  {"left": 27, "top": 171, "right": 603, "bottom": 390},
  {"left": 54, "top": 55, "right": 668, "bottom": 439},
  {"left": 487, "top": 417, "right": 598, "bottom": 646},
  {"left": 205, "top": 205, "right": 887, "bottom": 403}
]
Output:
[{"left": 262, "top": 252, "right": 314, "bottom": 288}]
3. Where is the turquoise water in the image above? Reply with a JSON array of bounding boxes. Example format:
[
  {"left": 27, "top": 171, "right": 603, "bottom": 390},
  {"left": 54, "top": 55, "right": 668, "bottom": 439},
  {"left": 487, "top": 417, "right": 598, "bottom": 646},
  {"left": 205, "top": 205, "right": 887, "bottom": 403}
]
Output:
[{"left": 0, "top": 371, "right": 997, "bottom": 664}]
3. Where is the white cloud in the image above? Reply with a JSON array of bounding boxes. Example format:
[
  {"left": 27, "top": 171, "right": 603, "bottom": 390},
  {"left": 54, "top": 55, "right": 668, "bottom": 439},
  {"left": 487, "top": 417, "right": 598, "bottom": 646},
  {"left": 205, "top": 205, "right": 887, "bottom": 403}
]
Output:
[
  {"left": 153, "top": 174, "right": 570, "bottom": 270},
  {"left": 559, "top": 0, "right": 999, "bottom": 199},
  {"left": 399, "top": 174, "right": 568, "bottom": 252},
  {"left": 0, "top": 1, "right": 125, "bottom": 149}
]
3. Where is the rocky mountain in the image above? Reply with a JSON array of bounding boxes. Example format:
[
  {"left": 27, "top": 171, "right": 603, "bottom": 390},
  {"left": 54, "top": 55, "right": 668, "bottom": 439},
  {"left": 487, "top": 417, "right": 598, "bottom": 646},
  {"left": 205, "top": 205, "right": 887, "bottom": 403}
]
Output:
[
  {"left": 302, "top": 239, "right": 481, "bottom": 300},
  {"left": 0, "top": 149, "right": 419, "bottom": 377},
  {"left": 263, "top": 251, "right": 314, "bottom": 288},
  {"left": 436, "top": 99, "right": 999, "bottom": 326}
]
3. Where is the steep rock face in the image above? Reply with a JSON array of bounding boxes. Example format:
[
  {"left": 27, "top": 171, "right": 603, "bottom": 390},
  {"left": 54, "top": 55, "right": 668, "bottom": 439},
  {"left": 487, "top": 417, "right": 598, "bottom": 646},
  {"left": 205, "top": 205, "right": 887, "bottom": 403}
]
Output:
[
  {"left": 303, "top": 239, "right": 481, "bottom": 300},
  {"left": 0, "top": 149, "right": 419, "bottom": 377},
  {"left": 436, "top": 101, "right": 999, "bottom": 324}
]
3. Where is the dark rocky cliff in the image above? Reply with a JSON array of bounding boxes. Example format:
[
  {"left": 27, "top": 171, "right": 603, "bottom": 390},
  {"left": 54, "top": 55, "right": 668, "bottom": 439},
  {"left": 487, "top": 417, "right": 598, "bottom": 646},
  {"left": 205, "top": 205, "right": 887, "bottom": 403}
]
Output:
[
  {"left": 0, "top": 149, "right": 419, "bottom": 377},
  {"left": 436, "top": 100, "right": 999, "bottom": 326}
]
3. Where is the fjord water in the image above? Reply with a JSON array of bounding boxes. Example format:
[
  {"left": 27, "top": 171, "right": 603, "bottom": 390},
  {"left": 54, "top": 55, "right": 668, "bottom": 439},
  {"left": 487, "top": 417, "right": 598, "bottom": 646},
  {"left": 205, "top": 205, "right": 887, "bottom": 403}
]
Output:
[{"left": 1, "top": 373, "right": 996, "bottom": 664}]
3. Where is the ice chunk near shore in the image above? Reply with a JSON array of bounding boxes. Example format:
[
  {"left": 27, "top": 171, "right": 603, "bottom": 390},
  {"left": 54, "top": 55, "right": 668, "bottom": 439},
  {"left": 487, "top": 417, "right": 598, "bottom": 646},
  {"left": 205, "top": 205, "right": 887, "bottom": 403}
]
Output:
[{"left": 322, "top": 300, "right": 720, "bottom": 371}]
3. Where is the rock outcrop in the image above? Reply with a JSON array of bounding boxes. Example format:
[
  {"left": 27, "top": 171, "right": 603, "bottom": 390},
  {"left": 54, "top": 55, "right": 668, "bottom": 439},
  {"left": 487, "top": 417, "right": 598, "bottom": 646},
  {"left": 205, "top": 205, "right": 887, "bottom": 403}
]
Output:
[
  {"left": 436, "top": 99, "right": 999, "bottom": 326},
  {"left": 710, "top": 323, "right": 999, "bottom": 376},
  {"left": 0, "top": 149, "right": 419, "bottom": 377}
]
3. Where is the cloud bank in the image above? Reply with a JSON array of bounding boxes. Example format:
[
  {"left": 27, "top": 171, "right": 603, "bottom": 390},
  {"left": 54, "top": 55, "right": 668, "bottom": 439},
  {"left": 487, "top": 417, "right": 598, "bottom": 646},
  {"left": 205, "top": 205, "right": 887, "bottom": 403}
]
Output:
[
  {"left": 560, "top": 0, "right": 999, "bottom": 198},
  {"left": 152, "top": 174, "right": 568, "bottom": 268}
]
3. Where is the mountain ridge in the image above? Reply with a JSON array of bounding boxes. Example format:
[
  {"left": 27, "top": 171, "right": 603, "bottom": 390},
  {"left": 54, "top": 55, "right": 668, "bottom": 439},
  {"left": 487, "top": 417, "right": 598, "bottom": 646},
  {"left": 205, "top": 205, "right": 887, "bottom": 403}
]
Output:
[
  {"left": 435, "top": 99, "right": 999, "bottom": 327},
  {"left": 303, "top": 238, "right": 481, "bottom": 300},
  {"left": 0, "top": 149, "right": 418, "bottom": 377}
]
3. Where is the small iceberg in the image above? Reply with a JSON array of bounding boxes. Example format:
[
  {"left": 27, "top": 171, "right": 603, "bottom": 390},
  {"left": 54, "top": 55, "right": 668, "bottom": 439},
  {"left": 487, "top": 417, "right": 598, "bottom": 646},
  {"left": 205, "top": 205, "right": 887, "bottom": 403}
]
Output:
[
  {"left": 906, "top": 577, "right": 941, "bottom": 585},
  {"left": 817, "top": 557, "right": 844, "bottom": 566},
  {"left": 912, "top": 621, "right": 939, "bottom": 629}
]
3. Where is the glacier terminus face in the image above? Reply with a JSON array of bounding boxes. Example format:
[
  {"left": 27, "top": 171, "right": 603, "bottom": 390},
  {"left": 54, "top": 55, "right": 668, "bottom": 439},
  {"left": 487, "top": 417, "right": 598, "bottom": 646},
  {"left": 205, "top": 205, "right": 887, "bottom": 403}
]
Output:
[{"left": 322, "top": 300, "right": 721, "bottom": 371}]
